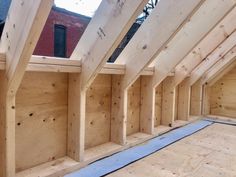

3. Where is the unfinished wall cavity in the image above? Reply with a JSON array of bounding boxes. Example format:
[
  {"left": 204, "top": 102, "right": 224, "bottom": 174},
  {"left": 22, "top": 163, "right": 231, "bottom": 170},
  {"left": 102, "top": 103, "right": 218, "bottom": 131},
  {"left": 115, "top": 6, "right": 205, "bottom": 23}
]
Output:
[
  {"left": 15, "top": 72, "right": 68, "bottom": 171},
  {"left": 85, "top": 74, "right": 112, "bottom": 149},
  {"left": 126, "top": 78, "right": 141, "bottom": 136},
  {"left": 209, "top": 66, "right": 236, "bottom": 118}
]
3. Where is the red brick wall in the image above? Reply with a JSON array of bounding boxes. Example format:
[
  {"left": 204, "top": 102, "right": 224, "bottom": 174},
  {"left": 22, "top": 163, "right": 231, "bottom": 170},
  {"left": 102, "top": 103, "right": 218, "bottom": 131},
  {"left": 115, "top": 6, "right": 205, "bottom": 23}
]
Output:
[{"left": 34, "top": 7, "right": 90, "bottom": 58}]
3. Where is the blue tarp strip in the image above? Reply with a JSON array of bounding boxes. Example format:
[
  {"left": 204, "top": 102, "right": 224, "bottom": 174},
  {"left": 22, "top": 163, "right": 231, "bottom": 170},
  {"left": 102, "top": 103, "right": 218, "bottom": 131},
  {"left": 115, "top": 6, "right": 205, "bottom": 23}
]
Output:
[{"left": 66, "top": 120, "right": 213, "bottom": 177}]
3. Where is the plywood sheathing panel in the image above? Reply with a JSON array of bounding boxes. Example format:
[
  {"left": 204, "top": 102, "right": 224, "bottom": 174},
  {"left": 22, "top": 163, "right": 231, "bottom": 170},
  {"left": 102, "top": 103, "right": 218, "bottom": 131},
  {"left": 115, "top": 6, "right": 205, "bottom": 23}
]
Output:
[
  {"left": 15, "top": 72, "right": 68, "bottom": 172},
  {"left": 210, "top": 66, "right": 236, "bottom": 118},
  {"left": 0, "top": 71, "right": 6, "bottom": 175},
  {"left": 154, "top": 83, "right": 162, "bottom": 127},
  {"left": 190, "top": 79, "right": 202, "bottom": 116},
  {"left": 85, "top": 75, "right": 112, "bottom": 149},
  {"left": 126, "top": 78, "right": 141, "bottom": 136}
]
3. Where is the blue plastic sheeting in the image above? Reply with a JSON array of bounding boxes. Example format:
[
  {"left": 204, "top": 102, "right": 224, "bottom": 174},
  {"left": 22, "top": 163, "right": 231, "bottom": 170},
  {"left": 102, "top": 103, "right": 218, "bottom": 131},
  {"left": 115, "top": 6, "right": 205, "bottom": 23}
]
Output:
[{"left": 66, "top": 120, "right": 213, "bottom": 177}]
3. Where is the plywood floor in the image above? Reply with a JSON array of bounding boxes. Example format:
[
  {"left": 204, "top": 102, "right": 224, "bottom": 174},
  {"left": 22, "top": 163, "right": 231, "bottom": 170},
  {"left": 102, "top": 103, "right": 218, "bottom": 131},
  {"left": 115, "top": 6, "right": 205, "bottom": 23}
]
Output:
[{"left": 106, "top": 123, "right": 236, "bottom": 177}]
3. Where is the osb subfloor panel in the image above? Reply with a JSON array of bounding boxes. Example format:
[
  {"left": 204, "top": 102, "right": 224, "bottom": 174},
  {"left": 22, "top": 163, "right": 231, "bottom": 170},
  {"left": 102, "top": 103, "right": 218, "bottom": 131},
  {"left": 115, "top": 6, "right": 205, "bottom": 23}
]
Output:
[{"left": 106, "top": 123, "right": 236, "bottom": 177}]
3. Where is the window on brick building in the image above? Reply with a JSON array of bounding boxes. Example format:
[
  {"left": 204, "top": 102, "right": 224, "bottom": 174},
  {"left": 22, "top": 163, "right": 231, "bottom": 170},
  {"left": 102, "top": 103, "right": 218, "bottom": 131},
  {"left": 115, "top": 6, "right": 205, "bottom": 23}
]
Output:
[{"left": 54, "top": 24, "right": 66, "bottom": 57}]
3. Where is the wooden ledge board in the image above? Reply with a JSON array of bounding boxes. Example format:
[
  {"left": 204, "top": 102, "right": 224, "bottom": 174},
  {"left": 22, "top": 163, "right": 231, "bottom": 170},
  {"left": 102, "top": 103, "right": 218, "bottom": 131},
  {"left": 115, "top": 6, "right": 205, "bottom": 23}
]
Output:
[{"left": 0, "top": 54, "right": 156, "bottom": 75}]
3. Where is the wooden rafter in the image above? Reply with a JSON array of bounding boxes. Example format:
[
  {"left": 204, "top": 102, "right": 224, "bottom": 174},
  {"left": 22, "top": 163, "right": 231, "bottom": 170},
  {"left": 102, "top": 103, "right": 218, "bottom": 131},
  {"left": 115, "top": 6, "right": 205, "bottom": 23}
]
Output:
[
  {"left": 173, "top": 7, "right": 236, "bottom": 87},
  {"left": 70, "top": 0, "right": 148, "bottom": 91},
  {"left": 190, "top": 31, "right": 236, "bottom": 86},
  {"left": 115, "top": 0, "right": 203, "bottom": 89},
  {"left": 201, "top": 47, "right": 236, "bottom": 85},
  {"left": 151, "top": 0, "right": 236, "bottom": 88}
]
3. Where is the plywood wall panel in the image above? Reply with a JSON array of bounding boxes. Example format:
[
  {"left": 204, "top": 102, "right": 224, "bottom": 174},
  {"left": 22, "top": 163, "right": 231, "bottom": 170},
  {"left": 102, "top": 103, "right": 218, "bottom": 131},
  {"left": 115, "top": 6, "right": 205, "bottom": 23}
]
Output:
[
  {"left": 190, "top": 79, "right": 202, "bottom": 116},
  {"left": 126, "top": 78, "right": 141, "bottom": 136},
  {"left": 0, "top": 71, "right": 5, "bottom": 175},
  {"left": 16, "top": 72, "right": 68, "bottom": 172},
  {"left": 154, "top": 83, "right": 162, "bottom": 127},
  {"left": 85, "top": 74, "right": 112, "bottom": 149},
  {"left": 210, "top": 66, "right": 236, "bottom": 118}
]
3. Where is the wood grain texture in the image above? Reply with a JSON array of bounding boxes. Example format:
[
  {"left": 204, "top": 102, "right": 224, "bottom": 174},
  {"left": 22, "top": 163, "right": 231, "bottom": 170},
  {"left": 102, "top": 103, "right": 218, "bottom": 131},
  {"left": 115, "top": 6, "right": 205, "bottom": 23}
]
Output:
[
  {"left": 152, "top": 0, "right": 235, "bottom": 88},
  {"left": 177, "top": 78, "right": 191, "bottom": 121},
  {"left": 0, "top": 0, "right": 53, "bottom": 95},
  {"left": 68, "top": 73, "right": 83, "bottom": 161},
  {"left": 71, "top": 0, "right": 148, "bottom": 91},
  {"left": 140, "top": 76, "right": 155, "bottom": 134},
  {"left": 173, "top": 7, "right": 236, "bottom": 86},
  {"left": 161, "top": 77, "right": 175, "bottom": 126},
  {"left": 16, "top": 72, "right": 68, "bottom": 172},
  {"left": 127, "top": 78, "right": 141, "bottom": 136},
  {"left": 107, "top": 123, "right": 236, "bottom": 177},
  {"left": 154, "top": 84, "right": 163, "bottom": 127},
  {"left": 210, "top": 66, "right": 236, "bottom": 118},
  {"left": 110, "top": 75, "right": 127, "bottom": 145},
  {"left": 190, "top": 79, "right": 203, "bottom": 116},
  {"left": 85, "top": 75, "right": 112, "bottom": 149}
]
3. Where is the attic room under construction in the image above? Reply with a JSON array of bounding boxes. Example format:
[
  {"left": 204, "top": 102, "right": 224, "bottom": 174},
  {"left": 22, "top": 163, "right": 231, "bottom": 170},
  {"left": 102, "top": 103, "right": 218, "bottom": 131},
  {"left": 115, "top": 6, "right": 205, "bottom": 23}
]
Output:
[{"left": 0, "top": 0, "right": 235, "bottom": 177}]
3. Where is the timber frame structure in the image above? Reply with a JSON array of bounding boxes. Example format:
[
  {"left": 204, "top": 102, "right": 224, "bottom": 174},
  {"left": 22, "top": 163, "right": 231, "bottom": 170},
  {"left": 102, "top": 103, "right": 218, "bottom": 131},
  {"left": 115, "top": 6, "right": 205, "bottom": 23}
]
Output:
[{"left": 0, "top": 0, "right": 236, "bottom": 177}]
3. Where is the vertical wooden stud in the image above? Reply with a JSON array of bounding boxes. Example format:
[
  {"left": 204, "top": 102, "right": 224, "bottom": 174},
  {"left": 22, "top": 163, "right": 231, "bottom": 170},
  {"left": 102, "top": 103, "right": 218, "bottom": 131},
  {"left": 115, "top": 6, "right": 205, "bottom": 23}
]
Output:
[{"left": 68, "top": 74, "right": 84, "bottom": 161}]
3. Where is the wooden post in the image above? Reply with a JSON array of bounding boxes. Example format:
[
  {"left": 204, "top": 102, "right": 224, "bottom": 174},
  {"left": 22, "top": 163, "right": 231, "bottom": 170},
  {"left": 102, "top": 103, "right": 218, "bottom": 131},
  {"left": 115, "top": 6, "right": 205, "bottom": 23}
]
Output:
[
  {"left": 68, "top": 74, "right": 85, "bottom": 161},
  {"left": 0, "top": 75, "right": 15, "bottom": 177}
]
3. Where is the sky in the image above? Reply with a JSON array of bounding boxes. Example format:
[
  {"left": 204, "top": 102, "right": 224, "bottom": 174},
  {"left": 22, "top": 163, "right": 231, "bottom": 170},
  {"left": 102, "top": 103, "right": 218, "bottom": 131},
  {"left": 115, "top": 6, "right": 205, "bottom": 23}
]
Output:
[{"left": 55, "top": 0, "right": 102, "bottom": 17}]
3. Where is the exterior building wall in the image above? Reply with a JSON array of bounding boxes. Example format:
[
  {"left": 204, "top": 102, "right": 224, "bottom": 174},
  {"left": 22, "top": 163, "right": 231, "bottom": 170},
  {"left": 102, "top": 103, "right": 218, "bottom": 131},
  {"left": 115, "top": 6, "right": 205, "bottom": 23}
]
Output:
[{"left": 34, "top": 6, "right": 91, "bottom": 58}]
